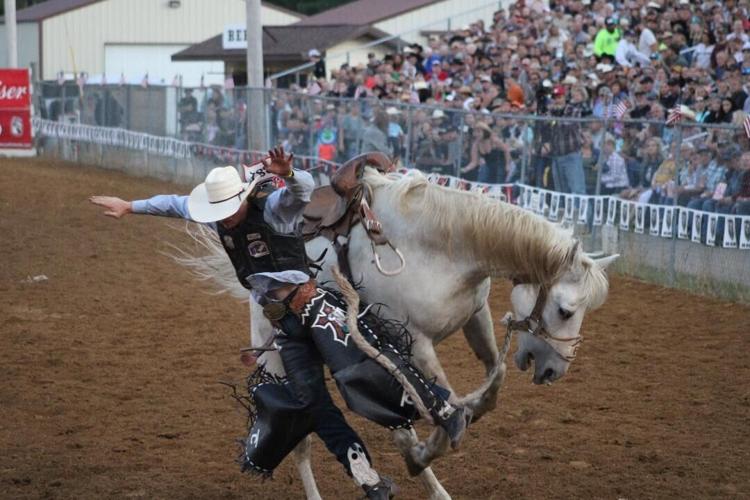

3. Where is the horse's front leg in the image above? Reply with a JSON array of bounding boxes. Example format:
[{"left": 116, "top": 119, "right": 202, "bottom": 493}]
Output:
[
  {"left": 459, "top": 299, "right": 505, "bottom": 419},
  {"left": 411, "top": 334, "right": 457, "bottom": 403},
  {"left": 392, "top": 428, "right": 451, "bottom": 500}
]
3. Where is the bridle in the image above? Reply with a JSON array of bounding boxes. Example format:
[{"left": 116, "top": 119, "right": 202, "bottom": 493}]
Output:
[{"left": 504, "top": 277, "right": 582, "bottom": 363}]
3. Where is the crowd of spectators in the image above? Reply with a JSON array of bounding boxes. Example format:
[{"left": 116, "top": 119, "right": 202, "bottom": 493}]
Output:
[{"left": 176, "top": 0, "right": 750, "bottom": 243}]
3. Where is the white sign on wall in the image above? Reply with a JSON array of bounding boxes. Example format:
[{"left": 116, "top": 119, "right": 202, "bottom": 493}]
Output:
[{"left": 223, "top": 24, "right": 248, "bottom": 50}]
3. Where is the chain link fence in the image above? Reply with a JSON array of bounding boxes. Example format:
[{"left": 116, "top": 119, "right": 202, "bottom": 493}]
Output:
[{"left": 34, "top": 82, "right": 750, "bottom": 302}]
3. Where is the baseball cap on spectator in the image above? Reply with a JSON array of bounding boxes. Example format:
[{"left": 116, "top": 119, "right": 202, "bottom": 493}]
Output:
[
  {"left": 308, "top": 48, "right": 321, "bottom": 58},
  {"left": 459, "top": 85, "right": 473, "bottom": 95},
  {"left": 605, "top": 17, "right": 615, "bottom": 26},
  {"left": 480, "top": 74, "right": 492, "bottom": 83},
  {"left": 431, "top": 109, "right": 445, "bottom": 119},
  {"left": 646, "top": 1, "right": 662, "bottom": 11},
  {"left": 552, "top": 84, "right": 566, "bottom": 97},
  {"left": 386, "top": 107, "right": 401, "bottom": 115},
  {"left": 743, "top": 42, "right": 750, "bottom": 52},
  {"left": 562, "top": 75, "right": 578, "bottom": 85},
  {"left": 596, "top": 63, "right": 614, "bottom": 73},
  {"left": 413, "top": 81, "right": 428, "bottom": 90}
]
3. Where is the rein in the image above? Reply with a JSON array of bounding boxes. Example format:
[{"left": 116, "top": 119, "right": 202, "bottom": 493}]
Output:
[{"left": 504, "top": 278, "right": 582, "bottom": 363}]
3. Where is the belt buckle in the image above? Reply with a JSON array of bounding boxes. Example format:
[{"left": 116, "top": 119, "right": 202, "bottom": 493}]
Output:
[{"left": 262, "top": 302, "right": 288, "bottom": 321}]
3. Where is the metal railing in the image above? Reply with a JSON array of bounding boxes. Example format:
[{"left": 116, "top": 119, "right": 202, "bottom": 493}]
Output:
[{"left": 33, "top": 81, "right": 750, "bottom": 302}]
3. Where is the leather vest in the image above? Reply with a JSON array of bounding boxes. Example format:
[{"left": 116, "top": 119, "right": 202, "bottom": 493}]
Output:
[{"left": 217, "top": 193, "right": 310, "bottom": 290}]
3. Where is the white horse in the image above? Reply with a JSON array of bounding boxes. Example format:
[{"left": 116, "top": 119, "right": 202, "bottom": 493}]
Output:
[{"left": 179, "top": 168, "right": 617, "bottom": 499}]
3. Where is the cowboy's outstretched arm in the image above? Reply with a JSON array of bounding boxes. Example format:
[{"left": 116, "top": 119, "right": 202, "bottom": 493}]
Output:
[{"left": 90, "top": 194, "right": 193, "bottom": 221}]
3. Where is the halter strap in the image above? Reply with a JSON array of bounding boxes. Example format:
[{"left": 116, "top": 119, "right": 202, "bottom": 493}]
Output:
[{"left": 507, "top": 278, "right": 581, "bottom": 363}]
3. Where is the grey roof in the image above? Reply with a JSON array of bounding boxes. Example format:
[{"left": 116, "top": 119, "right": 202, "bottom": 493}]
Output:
[
  {"left": 2, "top": 0, "right": 302, "bottom": 23},
  {"left": 294, "top": 0, "right": 438, "bottom": 26},
  {"left": 172, "top": 24, "right": 396, "bottom": 63}
]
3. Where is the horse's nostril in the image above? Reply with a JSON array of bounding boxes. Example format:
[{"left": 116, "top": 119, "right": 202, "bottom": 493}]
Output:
[
  {"left": 542, "top": 368, "right": 555, "bottom": 382},
  {"left": 527, "top": 353, "right": 534, "bottom": 365}
]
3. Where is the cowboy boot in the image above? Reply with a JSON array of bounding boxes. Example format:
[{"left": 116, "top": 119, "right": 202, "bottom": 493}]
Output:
[{"left": 432, "top": 403, "right": 473, "bottom": 450}]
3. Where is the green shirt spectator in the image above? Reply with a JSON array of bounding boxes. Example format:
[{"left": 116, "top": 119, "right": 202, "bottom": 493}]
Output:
[{"left": 594, "top": 18, "right": 621, "bottom": 58}]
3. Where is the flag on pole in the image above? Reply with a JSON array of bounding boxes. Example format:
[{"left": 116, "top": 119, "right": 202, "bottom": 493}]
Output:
[
  {"left": 307, "top": 80, "right": 321, "bottom": 96},
  {"left": 666, "top": 107, "right": 682, "bottom": 125},
  {"left": 76, "top": 72, "right": 87, "bottom": 87},
  {"left": 666, "top": 105, "right": 696, "bottom": 126},
  {"left": 200, "top": 73, "right": 205, "bottom": 89},
  {"left": 613, "top": 100, "right": 629, "bottom": 120},
  {"left": 140, "top": 73, "right": 149, "bottom": 89},
  {"left": 171, "top": 74, "right": 180, "bottom": 87},
  {"left": 101, "top": 73, "right": 107, "bottom": 86},
  {"left": 119, "top": 73, "right": 126, "bottom": 86},
  {"left": 57, "top": 71, "right": 65, "bottom": 85}
]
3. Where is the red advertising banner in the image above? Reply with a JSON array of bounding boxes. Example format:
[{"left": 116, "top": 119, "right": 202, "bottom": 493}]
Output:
[{"left": 0, "top": 68, "right": 33, "bottom": 149}]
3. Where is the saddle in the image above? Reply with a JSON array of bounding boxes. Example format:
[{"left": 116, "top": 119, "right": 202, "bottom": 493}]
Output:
[{"left": 302, "top": 152, "right": 394, "bottom": 279}]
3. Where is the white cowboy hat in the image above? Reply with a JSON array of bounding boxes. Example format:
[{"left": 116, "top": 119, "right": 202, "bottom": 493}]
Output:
[{"left": 188, "top": 166, "right": 253, "bottom": 223}]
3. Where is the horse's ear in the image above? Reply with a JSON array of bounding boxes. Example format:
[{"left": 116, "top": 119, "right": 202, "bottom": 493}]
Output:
[
  {"left": 565, "top": 240, "right": 580, "bottom": 266},
  {"left": 595, "top": 254, "right": 620, "bottom": 271}
]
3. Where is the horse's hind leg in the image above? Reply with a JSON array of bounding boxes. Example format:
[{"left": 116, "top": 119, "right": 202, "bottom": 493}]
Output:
[
  {"left": 459, "top": 299, "right": 504, "bottom": 419},
  {"left": 293, "top": 436, "right": 322, "bottom": 500},
  {"left": 392, "top": 428, "right": 451, "bottom": 500}
]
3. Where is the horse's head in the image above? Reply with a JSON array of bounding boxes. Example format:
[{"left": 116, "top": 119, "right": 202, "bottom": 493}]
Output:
[{"left": 510, "top": 250, "right": 618, "bottom": 385}]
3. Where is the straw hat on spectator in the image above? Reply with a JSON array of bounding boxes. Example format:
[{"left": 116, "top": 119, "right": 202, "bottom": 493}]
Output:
[
  {"left": 386, "top": 107, "right": 401, "bottom": 115},
  {"left": 431, "top": 109, "right": 445, "bottom": 119}
]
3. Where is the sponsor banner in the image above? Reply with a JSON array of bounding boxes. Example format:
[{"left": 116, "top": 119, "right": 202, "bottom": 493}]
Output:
[{"left": 0, "top": 68, "right": 32, "bottom": 148}]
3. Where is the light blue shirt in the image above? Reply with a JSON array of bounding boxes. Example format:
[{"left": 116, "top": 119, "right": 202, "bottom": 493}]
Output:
[{"left": 131, "top": 169, "right": 315, "bottom": 303}]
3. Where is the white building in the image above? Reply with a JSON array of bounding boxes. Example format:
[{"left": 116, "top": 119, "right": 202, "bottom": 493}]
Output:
[
  {"left": 0, "top": 0, "right": 302, "bottom": 85},
  {"left": 292, "top": 0, "right": 513, "bottom": 71}
]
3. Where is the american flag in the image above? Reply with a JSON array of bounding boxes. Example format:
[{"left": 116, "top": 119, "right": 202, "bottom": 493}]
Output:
[
  {"left": 666, "top": 107, "right": 682, "bottom": 126},
  {"left": 613, "top": 100, "right": 629, "bottom": 120},
  {"left": 744, "top": 114, "right": 750, "bottom": 139},
  {"left": 307, "top": 80, "right": 322, "bottom": 96},
  {"left": 140, "top": 73, "right": 149, "bottom": 89}
]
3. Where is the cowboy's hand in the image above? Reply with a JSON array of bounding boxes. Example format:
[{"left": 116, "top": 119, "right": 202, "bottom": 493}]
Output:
[
  {"left": 89, "top": 196, "right": 132, "bottom": 219},
  {"left": 262, "top": 146, "right": 294, "bottom": 177}
]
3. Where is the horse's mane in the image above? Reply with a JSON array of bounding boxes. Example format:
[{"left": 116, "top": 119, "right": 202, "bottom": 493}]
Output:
[{"left": 364, "top": 168, "right": 609, "bottom": 309}]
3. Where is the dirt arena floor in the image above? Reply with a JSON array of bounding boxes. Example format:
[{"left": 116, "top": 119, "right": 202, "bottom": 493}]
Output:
[{"left": 1, "top": 157, "right": 749, "bottom": 499}]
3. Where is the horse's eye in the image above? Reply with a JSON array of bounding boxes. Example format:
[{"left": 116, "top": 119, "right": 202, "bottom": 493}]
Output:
[{"left": 558, "top": 307, "right": 574, "bottom": 320}]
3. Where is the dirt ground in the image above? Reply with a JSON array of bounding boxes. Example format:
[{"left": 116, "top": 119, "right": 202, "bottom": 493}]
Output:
[{"left": 1, "top": 157, "right": 748, "bottom": 500}]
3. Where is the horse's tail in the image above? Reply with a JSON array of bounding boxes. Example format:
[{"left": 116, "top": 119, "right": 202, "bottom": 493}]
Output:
[{"left": 163, "top": 221, "right": 248, "bottom": 300}]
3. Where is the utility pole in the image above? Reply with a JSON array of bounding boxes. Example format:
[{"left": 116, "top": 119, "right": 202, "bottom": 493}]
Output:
[
  {"left": 4, "top": 0, "right": 18, "bottom": 67},
  {"left": 246, "top": 0, "right": 266, "bottom": 151}
]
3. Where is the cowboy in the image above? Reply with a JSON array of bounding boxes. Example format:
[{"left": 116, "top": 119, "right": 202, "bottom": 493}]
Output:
[{"left": 90, "top": 146, "right": 469, "bottom": 498}]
